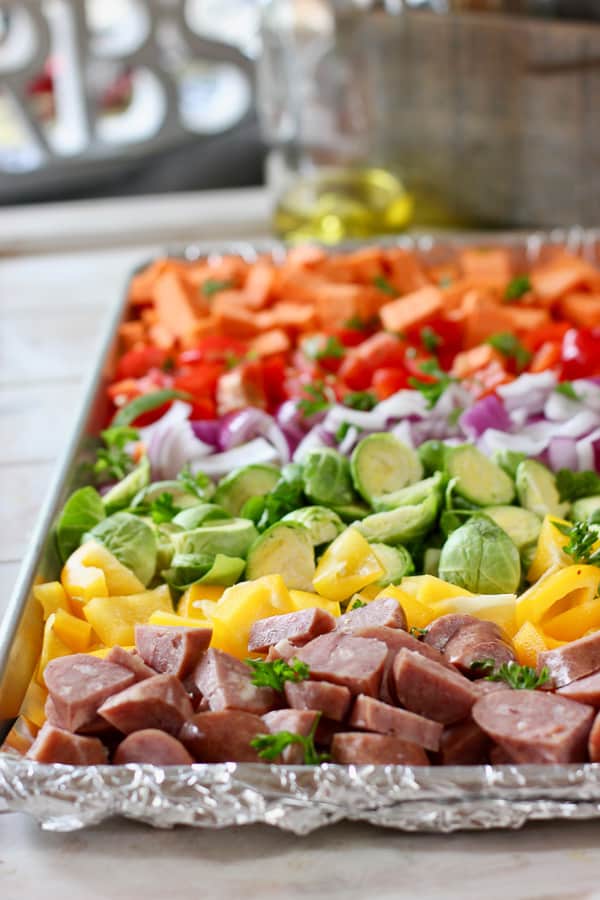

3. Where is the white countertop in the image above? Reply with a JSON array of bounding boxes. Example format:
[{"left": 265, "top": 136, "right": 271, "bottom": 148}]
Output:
[{"left": 2, "top": 188, "right": 600, "bottom": 900}]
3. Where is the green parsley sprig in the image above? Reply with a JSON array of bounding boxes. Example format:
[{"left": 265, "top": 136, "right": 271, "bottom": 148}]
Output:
[
  {"left": 486, "top": 332, "right": 532, "bottom": 371},
  {"left": 504, "top": 275, "right": 531, "bottom": 302},
  {"left": 471, "top": 659, "right": 551, "bottom": 690},
  {"left": 250, "top": 715, "right": 330, "bottom": 765},
  {"left": 93, "top": 426, "right": 139, "bottom": 483},
  {"left": 298, "top": 381, "right": 331, "bottom": 418},
  {"left": 202, "top": 278, "right": 234, "bottom": 297},
  {"left": 343, "top": 391, "right": 378, "bottom": 411},
  {"left": 554, "top": 521, "right": 600, "bottom": 565},
  {"left": 245, "top": 657, "right": 310, "bottom": 692},
  {"left": 555, "top": 382, "right": 579, "bottom": 401},
  {"left": 373, "top": 275, "right": 397, "bottom": 297},
  {"left": 408, "top": 360, "right": 456, "bottom": 409}
]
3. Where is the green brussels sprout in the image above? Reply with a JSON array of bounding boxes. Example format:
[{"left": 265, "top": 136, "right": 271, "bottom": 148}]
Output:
[
  {"left": 438, "top": 516, "right": 521, "bottom": 595},
  {"left": 85, "top": 511, "right": 158, "bottom": 586},
  {"left": 282, "top": 506, "right": 344, "bottom": 546},
  {"left": 302, "top": 449, "right": 356, "bottom": 508}
]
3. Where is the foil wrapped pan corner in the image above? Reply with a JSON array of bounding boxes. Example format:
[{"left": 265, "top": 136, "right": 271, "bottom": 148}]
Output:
[{"left": 3, "top": 754, "right": 600, "bottom": 833}]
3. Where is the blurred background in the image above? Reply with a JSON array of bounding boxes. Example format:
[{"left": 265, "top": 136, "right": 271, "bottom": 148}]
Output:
[{"left": 1, "top": 1, "right": 600, "bottom": 234}]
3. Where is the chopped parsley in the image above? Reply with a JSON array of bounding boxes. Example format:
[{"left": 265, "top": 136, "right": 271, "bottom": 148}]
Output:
[
  {"left": 554, "top": 520, "right": 600, "bottom": 565},
  {"left": 177, "top": 464, "right": 212, "bottom": 500},
  {"left": 504, "top": 275, "right": 531, "bottom": 302},
  {"left": 246, "top": 657, "right": 310, "bottom": 692},
  {"left": 476, "top": 660, "right": 551, "bottom": 691},
  {"left": 373, "top": 275, "right": 397, "bottom": 297},
  {"left": 409, "top": 626, "right": 428, "bottom": 638},
  {"left": 93, "top": 426, "right": 139, "bottom": 483},
  {"left": 349, "top": 597, "right": 367, "bottom": 610},
  {"left": 202, "top": 278, "right": 234, "bottom": 297},
  {"left": 486, "top": 332, "right": 532, "bottom": 371},
  {"left": 343, "top": 391, "right": 378, "bottom": 411},
  {"left": 408, "top": 360, "right": 456, "bottom": 409},
  {"left": 420, "top": 327, "right": 441, "bottom": 353},
  {"left": 447, "top": 407, "right": 463, "bottom": 427},
  {"left": 335, "top": 422, "right": 353, "bottom": 443},
  {"left": 298, "top": 382, "right": 331, "bottom": 418},
  {"left": 555, "top": 382, "right": 579, "bottom": 401},
  {"left": 250, "top": 716, "right": 329, "bottom": 765}
]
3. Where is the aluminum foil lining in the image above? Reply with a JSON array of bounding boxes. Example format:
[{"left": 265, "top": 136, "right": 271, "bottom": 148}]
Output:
[{"left": 3, "top": 753, "right": 600, "bottom": 833}]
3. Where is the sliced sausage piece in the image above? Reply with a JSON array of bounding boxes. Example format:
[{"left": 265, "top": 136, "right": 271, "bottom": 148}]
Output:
[
  {"left": 393, "top": 649, "right": 479, "bottom": 725},
  {"left": 248, "top": 608, "right": 335, "bottom": 653},
  {"left": 472, "top": 689, "right": 595, "bottom": 764},
  {"left": 437, "top": 720, "right": 490, "bottom": 765},
  {"left": 349, "top": 694, "right": 442, "bottom": 751},
  {"left": 538, "top": 632, "right": 600, "bottom": 688},
  {"left": 113, "top": 729, "right": 194, "bottom": 765},
  {"left": 331, "top": 732, "right": 429, "bottom": 765},
  {"left": 336, "top": 597, "right": 406, "bottom": 634},
  {"left": 284, "top": 680, "right": 351, "bottom": 722},
  {"left": 588, "top": 713, "right": 600, "bottom": 763},
  {"left": 558, "top": 671, "right": 600, "bottom": 707},
  {"left": 44, "top": 654, "right": 135, "bottom": 733},
  {"left": 135, "top": 625, "right": 212, "bottom": 679},
  {"left": 352, "top": 624, "right": 449, "bottom": 704},
  {"left": 262, "top": 709, "right": 320, "bottom": 764},
  {"left": 26, "top": 723, "right": 108, "bottom": 765},
  {"left": 425, "top": 614, "right": 515, "bottom": 676},
  {"left": 179, "top": 711, "right": 267, "bottom": 763},
  {"left": 424, "top": 614, "right": 479, "bottom": 652},
  {"left": 97, "top": 674, "right": 193, "bottom": 735},
  {"left": 294, "top": 633, "right": 388, "bottom": 697},
  {"left": 105, "top": 646, "right": 156, "bottom": 681},
  {"left": 193, "top": 648, "right": 279, "bottom": 714},
  {"left": 44, "top": 696, "right": 115, "bottom": 737}
]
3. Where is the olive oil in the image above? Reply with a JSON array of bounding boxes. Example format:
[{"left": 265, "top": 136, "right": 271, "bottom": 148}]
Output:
[{"left": 273, "top": 166, "right": 415, "bottom": 243}]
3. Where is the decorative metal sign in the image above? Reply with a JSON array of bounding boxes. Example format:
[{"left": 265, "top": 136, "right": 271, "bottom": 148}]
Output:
[{"left": 0, "top": 0, "right": 255, "bottom": 174}]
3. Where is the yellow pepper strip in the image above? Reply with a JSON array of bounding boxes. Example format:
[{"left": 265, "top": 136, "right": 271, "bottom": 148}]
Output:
[
  {"left": 33, "top": 581, "right": 72, "bottom": 620},
  {"left": 374, "top": 585, "right": 435, "bottom": 630},
  {"left": 52, "top": 608, "right": 93, "bottom": 653},
  {"left": 83, "top": 585, "right": 172, "bottom": 647},
  {"left": 513, "top": 621, "right": 549, "bottom": 668},
  {"left": 211, "top": 575, "right": 295, "bottom": 659},
  {"left": 543, "top": 598, "right": 600, "bottom": 643},
  {"left": 289, "top": 590, "right": 341, "bottom": 617},
  {"left": 177, "top": 584, "right": 226, "bottom": 617},
  {"left": 37, "top": 613, "right": 72, "bottom": 684},
  {"left": 432, "top": 593, "right": 517, "bottom": 638},
  {"left": 313, "top": 528, "right": 383, "bottom": 602},
  {"left": 401, "top": 574, "right": 473, "bottom": 605},
  {"left": 18, "top": 678, "right": 48, "bottom": 728},
  {"left": 527, "top": 515, "right": 571, "bottom": 583},
  {"left": 148, "top": 610, "right": 212, "bottom": 630},
  {"left": 516, "top": 564, "right": 600, "bottom": 629}
]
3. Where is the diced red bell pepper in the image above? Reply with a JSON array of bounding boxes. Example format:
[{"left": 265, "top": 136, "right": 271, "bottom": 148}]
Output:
[
  {"left": 372, "top": 367, "right": 410, "bottom": 400},
  {"left": 115, "top": 346, "right": 172, "bottom": 380},
  {"left": 338, "top": 333, "right": 406, "bottom": 390},
  {"left": 560, "top": 328, "right": 600, "bottom": 380}
]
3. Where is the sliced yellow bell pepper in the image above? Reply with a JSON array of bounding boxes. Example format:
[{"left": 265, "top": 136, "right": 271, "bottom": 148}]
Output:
[
  {"left": 148, "top": 610, "right": 213, "bottom": 630},
  {"left": 19, "top": 678, "right": 48, "bottom": 728},
  {"left": 289, "top": 590, "right": 341, "bottom": 617},
  {"left": 52, "top": 608, "right": 93, "bottom": 653},
  {"left": 83, "top": 585, "right": 172, "bottom": 647},
  {"left": 177, "top": 584, "right": 226, "bottom": 618},
  {"left": 37, "top": 613, "right": 72, "bottom": 684},
  {"left": 62, "top": 540, "right": 144, "bottom": 610},
  {"left": 432, "top": 593, "right": 517, "bottom": 637},
  {"left": 211, "top": 575, "right": 295, "bottom": 659},
  {"left": 401, "top": 575, "right": 473, "bottom": 606},
  {"left": 543, "top": 599, "right": 600, "bottom": 643},
  {"left": 313, "top": 528, "right": 383, "bottom": 602},
  {"left": 33, "top": 581, "right": 72, "bottom": 620},
  {"left": 516, "top": 564, "right": 600, "bottom": 629},
  {"left": 512, "top": 621, "right": 548, "bottom": 667},
  {"left": 527, "top": 515, "right": 571, "bottom": 583}
]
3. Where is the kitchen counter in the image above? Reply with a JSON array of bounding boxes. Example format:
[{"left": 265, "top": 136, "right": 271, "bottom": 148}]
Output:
[{"left": 2, "top": 188, "right": 600, "bottom": 900}]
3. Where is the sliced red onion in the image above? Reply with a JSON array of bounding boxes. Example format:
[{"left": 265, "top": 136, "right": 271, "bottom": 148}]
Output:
[
  {"left": 276, "top": 400, "right": 308, "bottom": 447},
  {"left": 547, "top": 437, "right": 579, "bottom": 472},
  {"left": 218, "top": 407, "right": 290, "bottom": 463},
  {"left": 337, "top": 425, "right": 361, "bottom": 455},
  {"left": 576, "top": 428, "right": 600, "bottom": 472},
  {"left": 459, "top": 395, "right": 510, "bottom": 439},
  {"left": 190, "top": 438, "right": 279, "bottom": 478},
  {"left": 555, "top": 410, "right": 600, "bottom": 439},
  {"left": 390, "top": 420, "right": 415, "bottom": 448},
  {"left": 376, "top": 390, "right": 429, "bottom": 421},
  {"left": 323, "top": 404, "right": 387, "bottom": 432},
  {"left": 154, "top": 422, "right": 213, "bottom": 480},
  {"left": 543, "top": 392, "right": 581, "bottom": 422},
  {"left": 293, "top": 426, "right": 336, "bottom": 462},
  {"left": 574, "top": 380, "right": 600, "bottom": 412},
  {"left": 498, "top": 371, "right": 557, "bottom": 415},
  {"left": 190, "top": 419, "right": 221, "bottom": 446},
  {"left": 431, "top": 383, "right": 472, "bottom": 419},
  {"left": 478, "top": 428, "right": 550, "bottom": 458}
]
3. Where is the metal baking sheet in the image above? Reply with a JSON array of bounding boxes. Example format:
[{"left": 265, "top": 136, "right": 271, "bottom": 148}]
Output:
[{"left": 2, "top": 229, "right": 600, "bottom": 834}]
